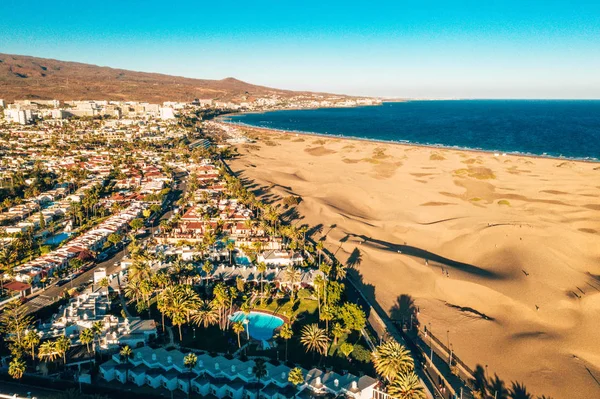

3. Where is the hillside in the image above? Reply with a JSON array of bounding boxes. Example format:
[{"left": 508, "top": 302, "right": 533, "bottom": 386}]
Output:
[{"left": 0, "top": 53, "right": 330, "bottom": 103}]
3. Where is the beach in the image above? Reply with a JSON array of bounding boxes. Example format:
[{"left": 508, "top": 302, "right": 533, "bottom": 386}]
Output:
[{"left": 229, "top": 126, "right": 600, "bottom": 399}]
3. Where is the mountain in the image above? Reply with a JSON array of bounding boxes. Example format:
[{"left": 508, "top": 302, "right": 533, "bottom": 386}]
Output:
[{"left": 0, "top": 53, "right": 330, "bottom": 103}]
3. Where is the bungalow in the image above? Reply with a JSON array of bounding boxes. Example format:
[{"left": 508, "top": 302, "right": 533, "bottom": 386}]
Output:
[
  {"left": 99, "top": 347, "right": 378, "bottom": 399},
  {"left": 258, "top": 250, "right": 304, "bottom": 266}
]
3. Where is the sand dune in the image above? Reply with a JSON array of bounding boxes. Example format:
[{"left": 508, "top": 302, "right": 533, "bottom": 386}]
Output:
[{"left": 230, "top": 129, "right": 600, "bottom": 398}]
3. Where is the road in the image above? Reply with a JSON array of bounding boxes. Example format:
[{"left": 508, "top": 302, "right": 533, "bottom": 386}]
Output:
[{"left": 0, "top": 380, "right": 58, "bottom": 399}]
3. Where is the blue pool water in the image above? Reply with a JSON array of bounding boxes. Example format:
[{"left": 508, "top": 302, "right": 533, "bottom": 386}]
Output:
[
  {"left": 235, "top": 255, "right": 252, "bottom": 266},
  {"left": 229, "top": 311, "right": 284, "bottom": 340},
  {"left": 45, "top": 232, "right": 71, "bottom": 245},
  {"left": 223, "top": 100, "right": 600, "bottom": 161}
]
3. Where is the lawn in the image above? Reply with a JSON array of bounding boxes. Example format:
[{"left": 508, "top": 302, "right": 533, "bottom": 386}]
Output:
[{"left": 254, "top": 289, "right": 318, "bottom": 321}]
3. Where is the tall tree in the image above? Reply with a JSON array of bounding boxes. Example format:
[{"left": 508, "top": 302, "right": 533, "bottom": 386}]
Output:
[
  {"left": 191, "top": 300, "right": 219, "bottom": 329},
  {"left": 55, "top": 336, "right": 71, "bottom": 367},
  {"left": 300, "top": 324, "right": 329, "bottom": 358},
  {"left": 0, "top": 301, "right": 33, "bottom": 347},
  {"left": 8, "top": 355, "right": 26, "bottom": 382},
  {"left": 79, "top": 329, "right": 94, "bottom": 354},
  {"left": 23, "top": 329, "right": 40, "bottom": 361},
  {"left": 387, "top": 372, "right": 426, "bottom": 399},
  {"left": 233, "top": 321, "right": 245, "bottom": 348},
  {"left": 119, "top": 345, "right": 133, "bottom": 382},
  {"left": 288, "top": 367, "right": 305, "bottom": 397},
  {"left": 371, "top": 340, "right": 414, "bottom": 382},
  {"left": 278, "top": 323, "right": 293, "bottom": 362},
  {"left": 253, "top": 358, "right": 267, "bottom": 397},
  {"left": 184, "top": 353, "right": 198, "bottom": 398}
]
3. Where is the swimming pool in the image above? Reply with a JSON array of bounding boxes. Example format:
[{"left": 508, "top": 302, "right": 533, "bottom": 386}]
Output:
[
  {"left": 235, "top": 255, "right": 252, "bottom": 266},
  {"left": 229, "top": 311, "right": 284, "bottom": 340},
  {"left": 45, "top": 232, "right": 72, "bottom": 245}
]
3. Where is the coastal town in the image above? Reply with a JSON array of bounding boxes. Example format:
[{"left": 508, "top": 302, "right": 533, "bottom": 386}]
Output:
[
  {"left": 0, "top": 96, "right": 424, "bottom": 399},
  {"left": 0, "top": 95, "right": 563, "bottom": 399}
]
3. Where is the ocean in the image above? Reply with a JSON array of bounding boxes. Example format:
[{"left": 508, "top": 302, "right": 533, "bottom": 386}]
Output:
[{"left": 222, "top": 100, "right": 600, "bottom": 161}]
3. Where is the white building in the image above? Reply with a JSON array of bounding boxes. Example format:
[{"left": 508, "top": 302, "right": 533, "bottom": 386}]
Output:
[
  {"left": 100, "top": 347, "right": 377, "bottom": 399},
  {"left": 159, "top": 107, "right": 176, "bottom": 120}
]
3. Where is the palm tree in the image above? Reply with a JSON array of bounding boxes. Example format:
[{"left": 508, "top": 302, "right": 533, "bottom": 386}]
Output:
[
  {"left": 300, "top": 324, "right": 329, "bottom": 358},
  {"left": 91, "top": 321, "right": 104, "bottom": 351},
  {"left": 331, "top": 322, "right": 346, "bottom": 346},
  {"left": 253, "top": 358, "right": 267, "bottom": 397},
  {"left": 371, "top": 340, "right": 414, "bottom": 382},
  {"left": 23, "top": 329, "right": 40, "bottom": 361},
  {"left": 257, "top": 262, "right": 267, "bottom": 295},
  {"left": 288, "top": 367, "right": 305, "bottom": 397},
  {"left": 184, "top": 353, "right": 197, "bottom": 398},
  {"left": 226, "top": 240, "right": 236, "bottom": 264},
  {"left": 319, "top": 305, "right": 334, "bottom": 333},
  {"left": 38, "top": 340, "right": 59, "bottom": 365},
  {"left": 8, "top": 355, "right": 26, "bottom": 381},
  {"left": 202, "top": 260, "right": 213, "bottom": 286},
  {"left": 233, "top": 321, "right": 245, "bottom": 348},
  {"left": 119, "top": 345, "right": 133, "bottom": 382},
  {"left": 387, "top": 372, "right": 426, "bottom": 399},
  {"left": 79, "top": 329, "right": 94, "bottom": 354},
  {"left": 191, "top": 300, "right": 219, "bottom": 328},
  {"left": 166, "top": 286, "right": 193, "bottom": 341},
  {"left": 157, "top": 287, "right": 175, "bottom": 333},
  {"left": 316, "top": 241, "right": 324, "bottom": 265},
  {"left": 278, "top": 323, "right": 293, "bottom": 361},
  {"left": 284, "top": 265, "right": 301, "bottom": 301},
  {"left": 55, "top": 336, "right": 71, "bottom": 367}
]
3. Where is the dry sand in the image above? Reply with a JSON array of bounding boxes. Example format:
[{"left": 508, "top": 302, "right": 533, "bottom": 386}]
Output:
[{"left": 229, "top": 128, "right": 600, "bottom": 399}]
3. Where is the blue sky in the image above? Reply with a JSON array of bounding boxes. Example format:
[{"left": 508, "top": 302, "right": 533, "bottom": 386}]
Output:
[{"left": 1, "top": 0, "right": 599, "bottom": 98}]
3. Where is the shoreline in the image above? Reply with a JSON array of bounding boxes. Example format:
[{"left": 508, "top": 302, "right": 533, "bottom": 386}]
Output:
[{"left": 218, "top": 118, "right": 600, "bottom": 164}]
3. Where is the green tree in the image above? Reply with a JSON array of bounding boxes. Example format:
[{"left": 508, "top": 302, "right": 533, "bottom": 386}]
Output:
[
  {"left": 339, "top": 302, "right": 366, "bottom": 332},
  {"left": 55, "top": 335, "right": 71, "bottom": 367},
  {"left": 8, "top": 355, "right": 26, "bottom": 381},
  {"left": 233, "top": 321, "right": 245, "bottom": 348},
  {"left": 80, "top": 329, "right": 94, "bottom": 353},
  {"left": 300, "top": 324, "right": 329, "bottom": 358},
  {"left": 278, "top": 323, "right": 293, "bottom": 361},
  {"left": 257, "top": 262, "right": 267, "bottom": 295},
  {"left": 387, "top": 372, "right": 426, "bottom": 399},
  {"left": 331, "top": 322, "right": 346, "bottom": 346},
  {"left": 0, "top": 301, "right": 33, "bottom": 348},
  {"left": 253, "top": 358, "right": 267, "bottom": 397},
  {"left": 129, "top": 218, "right": 144, "bottom": 231},
  {"left": 119, "top": 345, "right": 133, "bottom": 382},
  {"left": 184, "top": 352, "right": 198, "bottom": 398},
  {"left": 191, "top": 300, "right": 219, "bottom": 328},
  {"left": 39, "top": 211, "right": 46, "bottom": 230},
  {"left": 38, "top": 341, "right": 60, "bottom": 364},
  {"left": 340, "top": 342, "right": 354, "bottom": 359},
  {"left": 107, "top": 233, "right": 122, "bottom": 246},
  {"left": 288, "top": 367, "right": 305, "bottom": 397},
  {"left": 371, "top": 340, "right": 414, "bottom": 382},
  {"left": 23, "top": 329, "right": 40, "bottom": 361},
  {"left": 226, "top": 240, "right": 236, "bottom": 264}
]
